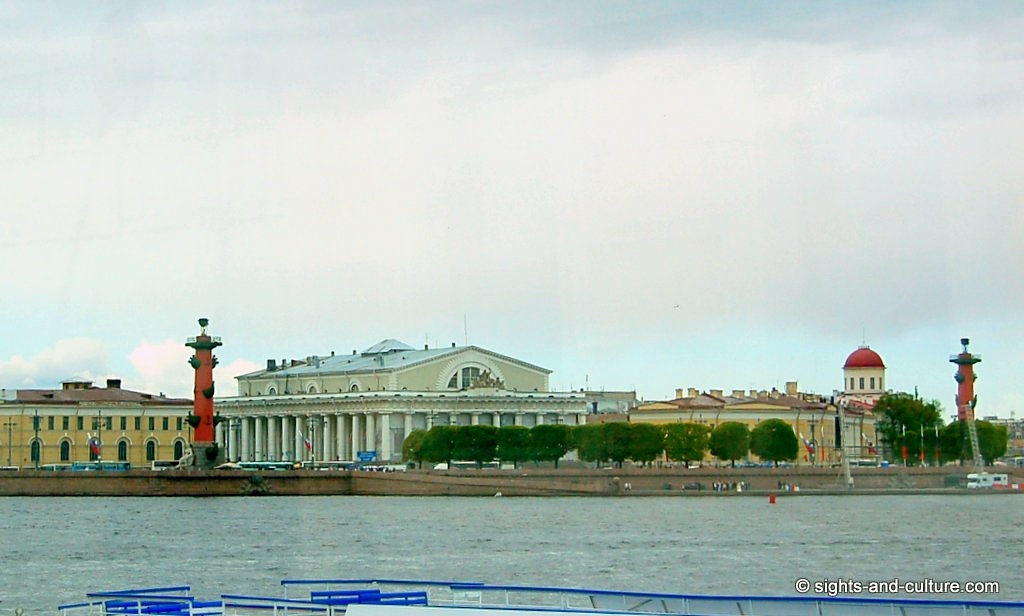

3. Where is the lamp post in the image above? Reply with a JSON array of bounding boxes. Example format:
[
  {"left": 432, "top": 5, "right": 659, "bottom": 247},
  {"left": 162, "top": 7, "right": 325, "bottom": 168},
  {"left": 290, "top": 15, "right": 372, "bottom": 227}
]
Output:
[
  {"left": 33, "top": 411, "right": 40, "bottom": 469},
  {"left": 3, "top": 420, "right": 14, "bottom": 466}
]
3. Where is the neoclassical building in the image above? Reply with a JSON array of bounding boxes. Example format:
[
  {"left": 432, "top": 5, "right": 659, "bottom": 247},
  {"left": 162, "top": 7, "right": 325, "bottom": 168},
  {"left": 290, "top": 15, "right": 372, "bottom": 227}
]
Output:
[
  {"left": 0, "top": 378, "right": 192, "bottom": 468},
  {"left": 216, "top": 339, "right": 588, "bottom": 463}
]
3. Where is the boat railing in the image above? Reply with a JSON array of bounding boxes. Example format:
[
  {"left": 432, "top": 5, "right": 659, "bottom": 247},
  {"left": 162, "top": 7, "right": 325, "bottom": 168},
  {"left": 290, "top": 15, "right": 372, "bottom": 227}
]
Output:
[
  {"left": 447, "top": 583, "right": 1024, "bottom": 616},
  {"left": 58, "top": 586, "right": 220, "bottom": 616},
  {"left": 279, "top": 579, "right": 484, "bottom": 606}
]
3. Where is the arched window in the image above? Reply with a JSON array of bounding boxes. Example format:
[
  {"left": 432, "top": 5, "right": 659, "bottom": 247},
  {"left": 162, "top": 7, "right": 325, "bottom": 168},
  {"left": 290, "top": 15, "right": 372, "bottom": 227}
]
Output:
[
  {"left": 173, "top": 441, "right": 184, "bottom": 459},
  {"left": 118, "top": 441, "right": 129, "bottom": 461},
  {"left": 350, "top": 383, "right": 359, "bottom": 392},
  {"left": 448, "top": 367, "right": 482, "bottom": 389},
  {"left": 59, "top": 440, "right": 71, "bottom": 461},
  {"left": 267, "top": 386, "right": 277, "bottom": 395},
  {"left": 145, "top": 440, "right": 157, "bottom": 462},
  {"left": 307, "top": 384, "right": 318, "bottom": 394},
  {"left": 30, "top": 440, "right": 41, "bottom": 463}
]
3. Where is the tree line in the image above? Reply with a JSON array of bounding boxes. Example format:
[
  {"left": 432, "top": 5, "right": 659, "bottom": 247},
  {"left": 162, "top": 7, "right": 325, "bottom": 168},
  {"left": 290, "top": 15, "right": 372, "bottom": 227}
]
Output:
[{"left": 401, "top": 418, "right": 803, "bottom": 468}]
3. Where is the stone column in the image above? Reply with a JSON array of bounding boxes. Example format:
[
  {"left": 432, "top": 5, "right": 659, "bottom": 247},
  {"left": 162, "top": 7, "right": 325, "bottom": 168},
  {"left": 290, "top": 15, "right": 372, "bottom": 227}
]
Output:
[
  {"left": 268, "top": 416, "right": 279, "bottom": 461},
  {"left": 226, "top": 418, "right": 237, "bottom": 461},
  {"left": 294, "top": 416, "right": 304, "bottom": 462},
  {"left": 339, "top": 413, "right": 352, "bottom": 460},
  {"left": 240, "top": 417, "right": 251, "bottom": 462},
  {"left": 404, "top": 413, "right": 413, "bottom": 445},
  {"left": 254, "top": 416, "right": 264, "bottom": 461},
  {"left": 323, "top": 415, "right": 333, "bottom": 461},
  {"left": 281, "top": 415, "right": 292, "bottom": 462},
  {"left": 471, "top": 413, "right": 480, "bottom": 425},
  {"left": 514, "top": 413, "right": 523, "bottom": 426},
  {"left": 215, "top": 421, "right": 224, "bottom": 449},
  {"left": 365, "top": 413, "right": 376, "bottom": 455},
  {"left": 577, "top": 413, "right": 588, "bottom": 426},
  {"left": 493, "top": 412, "right": 501, "bottom": 427},
  {"left": 380, "top": 413, "right": 392, "bottom": 461},
  {"left": 351, "top": 414, "right": 362, "bottom": 459},
  {"left": 535, "top": 413, "right": 545, "bottom": 426}
]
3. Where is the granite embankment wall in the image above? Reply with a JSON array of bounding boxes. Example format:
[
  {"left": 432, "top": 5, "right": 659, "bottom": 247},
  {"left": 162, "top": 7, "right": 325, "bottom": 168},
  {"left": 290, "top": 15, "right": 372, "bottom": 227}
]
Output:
[{"left": 1, "top": 466, "right": 1019, "bottom": 497}]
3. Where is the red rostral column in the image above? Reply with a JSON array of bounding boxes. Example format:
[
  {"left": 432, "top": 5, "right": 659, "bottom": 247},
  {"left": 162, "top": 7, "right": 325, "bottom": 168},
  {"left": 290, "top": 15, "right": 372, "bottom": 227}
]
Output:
[
  {"left": 186, "top": 318, "right": 224, "bottom": 467},
  {"left": 950, "top": 337, "right": 981, "bottom": 421}
]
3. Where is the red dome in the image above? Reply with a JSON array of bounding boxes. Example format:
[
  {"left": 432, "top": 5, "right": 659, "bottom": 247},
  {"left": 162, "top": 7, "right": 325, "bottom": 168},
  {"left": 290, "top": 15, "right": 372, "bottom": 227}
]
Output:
[{"left": 844, "top": 346, "right": 885, "bottom": 369}]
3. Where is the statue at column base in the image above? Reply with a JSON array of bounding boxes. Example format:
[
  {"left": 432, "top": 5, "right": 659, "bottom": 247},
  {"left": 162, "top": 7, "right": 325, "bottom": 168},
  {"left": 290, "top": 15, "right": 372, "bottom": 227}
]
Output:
[{"left": 188, "top": 442, "right": 225, "bottom": 469}]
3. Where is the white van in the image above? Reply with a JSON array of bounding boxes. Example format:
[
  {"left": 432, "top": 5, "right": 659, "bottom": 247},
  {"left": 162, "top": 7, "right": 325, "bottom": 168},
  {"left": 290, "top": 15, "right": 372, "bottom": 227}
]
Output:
[{"left": 966, "top": 472, "right": 1009, "bottom": 488}]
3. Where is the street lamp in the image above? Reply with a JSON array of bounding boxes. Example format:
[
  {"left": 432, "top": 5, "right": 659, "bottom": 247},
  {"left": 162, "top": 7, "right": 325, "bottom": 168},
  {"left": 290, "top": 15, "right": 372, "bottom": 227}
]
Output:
[{"left": 3, "top": 420, "right": 14, "bottom": 466}]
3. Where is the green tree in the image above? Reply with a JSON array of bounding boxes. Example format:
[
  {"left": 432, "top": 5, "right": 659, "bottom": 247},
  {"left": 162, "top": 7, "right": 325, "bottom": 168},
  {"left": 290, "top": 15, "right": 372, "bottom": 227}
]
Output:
[
  {"left": 663, "top": 423, "right": 710, "bottom": 466},
  {"left": 873, "top": 393, "right": 943, "bottom": 464},
  {"left": 421, "top": 425, "right": 457, "bottom": 466},
  {"left": 528, "top": 424, "right": 571, "bottom": 468},
  {"left": 573, "top": 423, "right": 608, "bottom": 465},
  {"left": 453, "top": 424, "right": 498, "bottom": 467},
  {"left": 977, "top": 420, "right": 1009, "bottom": 464},
  {"left": 401, "top": 429, "right": 428, "bottom": 469},
  {"left": 709, "top": 421, "right": 750, "bottom": 467},
  {"left": 749, "top": 419, "right": 799, "bottom": 466},
  {"left": 604, "top": 422, "right": 633, "bottom": 467},
  {"left": 628, "top": 423, "right": 665, "bottom": 466},
  {"left": 496, "top": 425, "right": 530, "bottom": 468}
]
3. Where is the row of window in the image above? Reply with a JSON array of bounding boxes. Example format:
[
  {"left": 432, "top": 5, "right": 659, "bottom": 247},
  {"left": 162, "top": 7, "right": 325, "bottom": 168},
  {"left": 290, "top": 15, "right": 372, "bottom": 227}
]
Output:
[
  {"left": 29, "top": 416, "right": 184, "bottom": 431},
  {"left": 27, "top": 439, "right": 185, "bottom": 463},
  {"left": 849, "top": 376, "right": 882, "bottom": 391}
]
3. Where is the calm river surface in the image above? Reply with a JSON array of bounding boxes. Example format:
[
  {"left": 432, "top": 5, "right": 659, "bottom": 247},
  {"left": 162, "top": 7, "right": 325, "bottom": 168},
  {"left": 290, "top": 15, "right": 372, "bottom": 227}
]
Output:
[{"left": 0, "top": 495, "right": 1020, "bottom": 613}]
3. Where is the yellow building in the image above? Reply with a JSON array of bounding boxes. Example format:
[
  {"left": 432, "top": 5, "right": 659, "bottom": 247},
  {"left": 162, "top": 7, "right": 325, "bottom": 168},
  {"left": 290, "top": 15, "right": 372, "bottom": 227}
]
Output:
[
  {"left": 631, "top": 381, "right": 877, "bottom": 465},
  {"left": 0, "top": 378, "right": 192, "bottom": 469}
]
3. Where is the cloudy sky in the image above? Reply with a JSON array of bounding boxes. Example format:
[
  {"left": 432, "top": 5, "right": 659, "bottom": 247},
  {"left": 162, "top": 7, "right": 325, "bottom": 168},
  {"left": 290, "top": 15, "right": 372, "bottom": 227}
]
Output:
[{"left": 2, "top": 2, "right": 1022, "bottom": 418}]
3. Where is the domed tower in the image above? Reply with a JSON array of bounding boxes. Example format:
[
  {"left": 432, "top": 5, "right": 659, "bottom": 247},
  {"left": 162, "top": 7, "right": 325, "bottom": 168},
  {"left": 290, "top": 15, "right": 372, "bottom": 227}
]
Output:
[{"left": 843, "top": 345, "right": 886, "bottom": 396}]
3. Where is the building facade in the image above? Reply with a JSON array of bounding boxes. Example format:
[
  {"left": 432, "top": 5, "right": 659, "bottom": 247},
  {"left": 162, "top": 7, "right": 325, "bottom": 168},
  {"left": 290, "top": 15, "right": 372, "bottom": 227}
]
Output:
[
  {"left": 0, "top": 379, "right": 192, "bottom": 469},
  {"left": 217, "top": 339, "right": 588, "bottom": 463}
]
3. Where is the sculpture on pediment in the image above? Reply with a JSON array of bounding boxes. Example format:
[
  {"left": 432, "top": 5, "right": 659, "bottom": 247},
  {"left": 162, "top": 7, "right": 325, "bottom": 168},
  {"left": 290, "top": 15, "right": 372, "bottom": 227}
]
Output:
[{"left": 470, "top": 369, "right": 504, "bottom": 390}]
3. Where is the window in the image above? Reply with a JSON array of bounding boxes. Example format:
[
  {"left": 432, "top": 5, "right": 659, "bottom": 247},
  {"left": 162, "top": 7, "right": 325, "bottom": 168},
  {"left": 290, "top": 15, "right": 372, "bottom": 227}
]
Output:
[
  {"left": 62, "top": 416, "right": 69, "bottom": 430},
  {"left": 60, "top": 440, "right": 70, "bottom": 461},
  {"left": 120, "top": 416, "right": 127, "bottom": 431},
  {"left": 148, "top": 417, "right": 155, "bottom": 431},
  {"left": 162, "top": 417, "right": 169, "bottom": 431},
  {"left": 89, "top": 443, "right": 99, "bottom": 461},
  {"left": 145, "top": 440, "right": 156, "bottom": 461},
  {"left": 118, "top": 441, "right": 128, "bottom": 461},
  {"left": 77, "top": 416, "right": 84, "bottom": 430},
  {"left": 449, "top": 367, "right": 481, "bottom": 389},
  {"left": 350, "top": 384, "right": 359, "bottom": 392},
  {"left": 849, "top": 377, "right": 854, "bottom": 390},
  {"left": 48, "top": 416, "right": 55, "bottom": 430},
  {"left": 105, "top": 416, "right": 112, "bottom": 431},
  {"left": 870, "top": 377, "right": 875, "bottom": 389},
  {"left": 30, "top": 440, "right": 40, "bottom": 463},
  {"left": 135, "top": 417, "right": 141, "bottom": 430},
  {"left": 859, "top": 377, "right": 865, "bottom": 389},
  {"left": 175, "top": 418, "right": 182, "bottom": 431},
  {"left": 173, "top": 441, "right": 184, "bottom": 459}
]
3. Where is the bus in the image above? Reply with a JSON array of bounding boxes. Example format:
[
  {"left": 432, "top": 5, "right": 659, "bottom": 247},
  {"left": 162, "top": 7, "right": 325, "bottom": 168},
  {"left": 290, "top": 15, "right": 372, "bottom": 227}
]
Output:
[
  {"left": 70, "top": 461, "right": 132, "bottom": 471},
  {"left": 237, "top": 461, "right": 296, "bottom": 471},
  {"left": 150, "top": 460, "right": 181, "bottom": 471}
]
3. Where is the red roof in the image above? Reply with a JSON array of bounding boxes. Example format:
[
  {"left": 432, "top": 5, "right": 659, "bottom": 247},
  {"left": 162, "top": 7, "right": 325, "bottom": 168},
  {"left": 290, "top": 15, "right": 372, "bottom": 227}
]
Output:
[{"left": 844, "top": 346, "right": 885, "bottom": 369}]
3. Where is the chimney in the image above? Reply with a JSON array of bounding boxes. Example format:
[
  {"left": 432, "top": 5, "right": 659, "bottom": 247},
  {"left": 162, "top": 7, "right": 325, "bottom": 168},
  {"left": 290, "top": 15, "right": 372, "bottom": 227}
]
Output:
[
  {"left": 732, "top": 390, "right": 744, "bottom": 398},
  {"left": 106, "top": 378, "right": 121, "bottom": 389},
  {"left": 785, "top": 381, "right": 798, "bottom": 396},
  {"left": 687, "top": 387, "right": 699, "bottom": 398},
  {"left": 267, "top": 359, "right": 277, "bottom": 371},
  {"left": 675, "top": 388, "right": 684, "bottom": 399},
  {"left": 710, "top": 389, "right": 723, "bottom": 398}
]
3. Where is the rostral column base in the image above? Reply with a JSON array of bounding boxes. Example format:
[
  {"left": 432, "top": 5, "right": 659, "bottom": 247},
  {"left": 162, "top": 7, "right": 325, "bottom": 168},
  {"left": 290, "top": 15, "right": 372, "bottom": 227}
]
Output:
[{"left": 189, "top": 441, "right": 225, "bottom": 469}]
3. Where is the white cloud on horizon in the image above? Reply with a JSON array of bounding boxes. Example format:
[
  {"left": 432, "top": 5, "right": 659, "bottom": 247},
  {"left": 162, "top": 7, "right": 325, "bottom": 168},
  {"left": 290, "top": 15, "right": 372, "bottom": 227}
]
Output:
[{"left": 0, "top": 338, "right": 111, "bottom": 389}]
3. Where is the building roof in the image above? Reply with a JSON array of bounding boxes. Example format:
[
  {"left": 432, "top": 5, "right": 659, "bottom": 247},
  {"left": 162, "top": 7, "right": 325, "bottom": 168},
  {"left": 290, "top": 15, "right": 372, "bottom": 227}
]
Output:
[
  {"left": 11, "top": 385, "right": 190, "bottom": 405},
  {"left": 238, "top": 339, "right": 552, "bottom": 380},
  {"left": 844, "top": 346, "right": 885, "bottom": 369}
]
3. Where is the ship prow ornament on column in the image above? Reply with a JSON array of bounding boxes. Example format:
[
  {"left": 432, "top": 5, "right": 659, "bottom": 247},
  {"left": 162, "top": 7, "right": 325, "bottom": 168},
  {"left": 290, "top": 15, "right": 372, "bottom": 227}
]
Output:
[{"left": 186, "top": 318, "right": 226, "bottom": 468}]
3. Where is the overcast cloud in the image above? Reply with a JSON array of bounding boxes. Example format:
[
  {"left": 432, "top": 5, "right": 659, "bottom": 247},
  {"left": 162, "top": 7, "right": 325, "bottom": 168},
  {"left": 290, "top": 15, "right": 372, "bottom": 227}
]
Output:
[{"left": 1, "top": 2, "right": 1021, "bottom": 416}]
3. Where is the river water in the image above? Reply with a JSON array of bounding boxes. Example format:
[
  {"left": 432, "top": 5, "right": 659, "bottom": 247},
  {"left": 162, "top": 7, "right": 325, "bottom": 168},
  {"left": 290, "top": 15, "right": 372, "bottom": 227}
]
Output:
[{"left": 0, "top": 495, "right": 1019, "bottom": 614}]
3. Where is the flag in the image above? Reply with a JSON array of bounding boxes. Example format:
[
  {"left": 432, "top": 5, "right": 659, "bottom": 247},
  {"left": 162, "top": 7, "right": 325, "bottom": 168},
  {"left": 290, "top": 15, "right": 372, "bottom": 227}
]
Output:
[
  {"left": 87, "top": 433, "right": 101, "bottom": 456},
  {"left": 799, "top": 433, "right": 815, "bottom": 455},
  {"left": 299, "top": 431, "right": 312, "bottom": 452}
]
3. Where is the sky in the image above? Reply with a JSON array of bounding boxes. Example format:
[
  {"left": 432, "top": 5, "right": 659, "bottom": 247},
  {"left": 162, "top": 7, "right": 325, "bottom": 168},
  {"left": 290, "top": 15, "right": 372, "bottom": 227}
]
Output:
[{"left": 1, "top": 2, "right": 1022, "bottom": 419}]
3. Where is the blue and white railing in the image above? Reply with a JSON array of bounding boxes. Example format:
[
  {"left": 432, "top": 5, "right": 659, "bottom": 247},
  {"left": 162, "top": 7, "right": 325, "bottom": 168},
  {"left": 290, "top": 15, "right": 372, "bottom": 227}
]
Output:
[{"left": 58, "top": 579, "right": 1024, "bottom": 616}]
